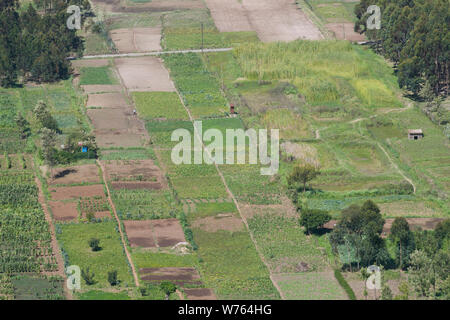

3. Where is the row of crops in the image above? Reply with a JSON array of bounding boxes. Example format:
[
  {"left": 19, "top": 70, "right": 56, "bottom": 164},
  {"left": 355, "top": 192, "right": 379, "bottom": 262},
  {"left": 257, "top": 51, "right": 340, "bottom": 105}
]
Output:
[{"left": 0, "top": 163, "right": 57, "bottom": 273}]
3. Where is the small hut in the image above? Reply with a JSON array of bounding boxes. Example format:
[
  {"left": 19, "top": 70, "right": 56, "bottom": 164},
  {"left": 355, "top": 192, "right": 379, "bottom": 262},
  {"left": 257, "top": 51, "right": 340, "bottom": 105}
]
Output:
[{"left": 408, "top": 129, "right": 424, "bottom": 140}]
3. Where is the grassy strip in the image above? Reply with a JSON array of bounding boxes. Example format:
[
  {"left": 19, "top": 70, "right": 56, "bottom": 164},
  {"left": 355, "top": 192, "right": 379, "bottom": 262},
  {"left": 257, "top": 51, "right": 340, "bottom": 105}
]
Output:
[{"left": 334, "top": 269, "right": 356, "bottom": 300}]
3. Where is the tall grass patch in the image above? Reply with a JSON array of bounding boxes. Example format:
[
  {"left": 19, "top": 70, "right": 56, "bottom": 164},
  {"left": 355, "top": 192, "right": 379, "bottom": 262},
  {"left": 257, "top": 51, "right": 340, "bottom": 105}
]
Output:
[{"left": 234, "top": 41, "right": 403, "bottom": 109}]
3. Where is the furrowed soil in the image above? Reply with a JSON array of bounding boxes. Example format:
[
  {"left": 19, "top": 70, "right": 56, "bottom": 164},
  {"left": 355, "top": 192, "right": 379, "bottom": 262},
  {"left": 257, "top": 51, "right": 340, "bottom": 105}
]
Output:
[
  {"left": 205, "top": 0, "right": 323, "bottom": 41},
  {"left": 114, "top": 57, "right": 175, "bottom": 92},
  {"left": 110, "top": 28, "right": 162, "bottom": 53}
]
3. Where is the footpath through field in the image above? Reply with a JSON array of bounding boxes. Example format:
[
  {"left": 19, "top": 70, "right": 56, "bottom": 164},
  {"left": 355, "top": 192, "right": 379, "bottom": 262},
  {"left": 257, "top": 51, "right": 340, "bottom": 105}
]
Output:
[
  {"left": 80, "top": 48, "right": 233, "bottom": 60},
  {"left": 172, "top": 82, "right": 286, "bottom": 300}
]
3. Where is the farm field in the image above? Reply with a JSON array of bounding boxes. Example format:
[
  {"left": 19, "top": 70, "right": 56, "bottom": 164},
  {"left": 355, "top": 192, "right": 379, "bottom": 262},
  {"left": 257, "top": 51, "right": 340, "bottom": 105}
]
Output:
[
  {"left": 57, "top": 222, "right": 134, "bottom": 288},
  {"left": 1, "top": 0, "right": 448, "bottom": 303}
]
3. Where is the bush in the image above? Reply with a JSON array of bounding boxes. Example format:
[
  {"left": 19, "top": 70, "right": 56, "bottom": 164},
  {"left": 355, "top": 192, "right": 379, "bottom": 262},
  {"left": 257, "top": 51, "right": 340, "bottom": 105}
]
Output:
[
  {"left": 334, "top": 269, "right": 356, "bottom": 300},
  {"left": 160, "top": 281, "right": 177, "bottom": 300},
  {"left": 88, "top": 238, "right": 101, "bottom": 252},
  {"left": 107, "top": 270, "right": 118, "bottom": 286},
  {"left": 81, "top": 267, "right": 96, "bottom": 285},
  {"left": 299, "top": 209, "right": 331, "bottom": 234}
]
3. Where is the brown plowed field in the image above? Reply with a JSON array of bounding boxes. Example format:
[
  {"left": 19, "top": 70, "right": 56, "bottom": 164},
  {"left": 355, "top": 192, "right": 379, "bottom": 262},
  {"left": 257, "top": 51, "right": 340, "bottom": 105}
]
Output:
[
  {"left": 204, "top": 0, "right": 253, "bottom": 32},
  {"left": 184, "top": 288, "right": 217, "bottom": 300},
  {"left": 87, "top": 108, "right": 131, "bottom": 131},
  {"left": 123, "top": 219, "right": 186, "bottom": 248},
  {"left": 139, "top": 267, "right": 201, "bottom": 286},
  {"left": 50, "top": 165, "right": 100, "bottom": 185},
  {"left": 49, "top": 185, "right": 105, "bottom": 200},
  {"left": 86, "top": 93, "right": 128, "bottom": 109},
  {"left": 205, "top": 0, "right": 323, "bottom": 41},
  {"left": 110, "top": 28, "right": 162, "bottom": 53},
  {"left": 102, "top": 159, "right": 167, "bottom": 189},
  {"left": 114, "top": 57, "right": 175, "bottom": 92},
  {"left": 95, "top": 131, "right": 145, "bottom": 148},
  {"left": 48, "top": 201, "right": 79, "bottom": 221}
]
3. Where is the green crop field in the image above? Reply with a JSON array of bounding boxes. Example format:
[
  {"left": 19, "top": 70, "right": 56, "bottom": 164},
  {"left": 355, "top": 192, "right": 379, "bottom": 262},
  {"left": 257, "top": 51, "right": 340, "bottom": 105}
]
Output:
[
  {"left": 79, "top": 66, "right": 118, "bottom": 85},
  {"left": 57, "top": 222, "right": 134, "bottom": 288},
  {"left": 132, "top": 92, "right": 189, "bottom": 120}
]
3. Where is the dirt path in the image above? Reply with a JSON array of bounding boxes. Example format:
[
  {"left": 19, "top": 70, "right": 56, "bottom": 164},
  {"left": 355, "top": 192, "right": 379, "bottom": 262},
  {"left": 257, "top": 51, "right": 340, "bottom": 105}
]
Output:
[
  {"left": 81, "top": 48, "right": 233, "bottom": 60},
  {"left": 377, "top": 142, "right": 416, "bottom": 194},
  {"left": 97, "top": 159, "right": 140, "bottom": 287},
  {"left": 173, "top": 89, "right": 285, "bottom": 300},
  {"left": 34, "top": 173, "right": 72, "bottom": 300},
  {"left": 315, "top": 102, "right": 416, "bottom": 193}
]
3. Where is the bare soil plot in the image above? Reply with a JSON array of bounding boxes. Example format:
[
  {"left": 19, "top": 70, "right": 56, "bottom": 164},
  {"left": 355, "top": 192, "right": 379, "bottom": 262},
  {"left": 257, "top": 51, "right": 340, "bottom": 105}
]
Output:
[
  {"left": 326, "top": 23, "right": 365, "bottom": 42},
  {"left": 383, "top": 218, "right": 445, "bottom": 236},
  {"left": 90, "top": 0, "right": 204, "bottom": 12},
  {"left": 192, "top": 215, "right": 244, "bottom": 232},
  {"left": 139, "top": 267, "right": 201, "bottom": 286},
  {"left": 102, "top": 159, "right": 167, "bottom": 189},
  {"left": 204, "top": 0, "right": 253, "bottom": 32},
  {"left": 87, "top": 109, "right": 131, "bottom": 131},
  {"left": 95, "top": 131, "right": 145, "bottom": 148},
  {"left": 205, "top": 0, "right": 323, "bottom": 40},
  {"left": 114, "top": 57, "right": 175, "bottom": 92},
  {"left": 110, "top": 28, "right": 162, "bottom": 53},
  {"left": 81, "top": 85, "right": 123, "bottom": 94},
  {"left": 123, "top": 220, "right": 156, "bottom": 248},
  {"left": 49, "top": 164, "right": 100, "bottom": 185},
  {"left": 86, "top": 93, "right": 128, "bottom": 109},
  {"left": 124, "top": 219, "right": 186, "bottom": 248},
  {"left": 152, "top": 218, "right": 186, "bottom": 247},
  {"left": 184, "top": 288, "right": 217, "bottom": 300},
  {"left": 49, "top": 185, "right": 105, "bottom": 200},
  {"left": 48, "top": 201, "right": 78, "bottom": 221}
]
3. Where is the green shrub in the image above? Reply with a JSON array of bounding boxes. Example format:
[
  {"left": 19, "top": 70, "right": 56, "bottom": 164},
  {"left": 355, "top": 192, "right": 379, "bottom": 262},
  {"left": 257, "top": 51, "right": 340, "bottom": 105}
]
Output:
[
  {"left": 88, "top": 238, "right": 101, "bottom": 252},
  {"left": 81, "top": 267, "right": 96, "bottom": 285},
  {"left": 107, "top": 270, "right": 118, "bottom": 286},
  {"left": 334, "top": 269, "right": 356, "bottom": 300}
]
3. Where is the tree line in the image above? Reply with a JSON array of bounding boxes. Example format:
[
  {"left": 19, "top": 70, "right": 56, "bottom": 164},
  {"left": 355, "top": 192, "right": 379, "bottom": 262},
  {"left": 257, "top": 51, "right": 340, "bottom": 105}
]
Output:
[
  {"left": 0, "top": 0, "right": 90, "bottom": 87},
  {"left": 355, "top": 0, "right": 449, "bottom": 97}
]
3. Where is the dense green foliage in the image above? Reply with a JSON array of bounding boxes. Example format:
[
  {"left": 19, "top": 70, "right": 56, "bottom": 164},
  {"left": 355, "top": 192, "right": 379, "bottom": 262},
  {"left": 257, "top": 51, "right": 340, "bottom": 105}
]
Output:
[
  {"left": 355, "top": 0, "right": 449, "bottom": 96},
  {"left": 334, "top": 269, "right": 357, "bottom": 300},
  {"left": 299, "top": 209, "right": 332, "bottom": 234},
  {"left": 0, "top": 0, "right": 89, "bottom": 86}
]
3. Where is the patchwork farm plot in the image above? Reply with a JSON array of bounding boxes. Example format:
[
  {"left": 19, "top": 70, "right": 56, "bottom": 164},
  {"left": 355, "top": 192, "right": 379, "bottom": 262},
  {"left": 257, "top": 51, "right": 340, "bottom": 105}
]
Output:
[
  {"left": 204, "top": 0, "right": 323, "bottom": 42},
  {"left": 124, "top": 219, "right": 186, "bottom": 248},
  {"left": 110, "top": 27, "right": 162, "bottom": 53},
  {"left": 114, "top": 57, "right": 175, "bottom": 92},
  {"left": 2, "top": 0, "right": 448, "bottom": 302},
  {"left": 303, "top": 0, "right": 365, "bottom": 41}
]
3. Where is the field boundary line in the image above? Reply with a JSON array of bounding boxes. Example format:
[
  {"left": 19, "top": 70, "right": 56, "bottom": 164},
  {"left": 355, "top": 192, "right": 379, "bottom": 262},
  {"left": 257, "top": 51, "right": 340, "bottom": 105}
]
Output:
[
  {"left": 171, "top": 82, "right": 285, "bottom": 300},
  {"left": 376, "top": 142, "right": 416, "bottom": 194},
  {"left": 96, "top": 159, "right": 140, "bottom": 287},
  {"left": 33, "top": 164, "right": 72, "bottom": 300},
  {"left": 80, "top": 48, "right": 233, "bottom": 59}
]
